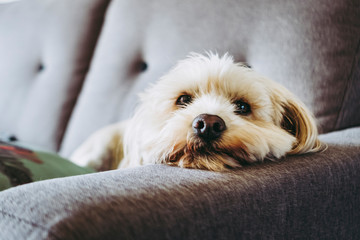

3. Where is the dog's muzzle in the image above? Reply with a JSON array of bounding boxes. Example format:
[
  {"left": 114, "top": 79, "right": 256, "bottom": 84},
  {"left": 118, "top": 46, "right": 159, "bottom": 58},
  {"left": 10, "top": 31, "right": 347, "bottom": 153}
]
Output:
[{"left": 192, "top": 114, "right": 226, "bottom": 141}]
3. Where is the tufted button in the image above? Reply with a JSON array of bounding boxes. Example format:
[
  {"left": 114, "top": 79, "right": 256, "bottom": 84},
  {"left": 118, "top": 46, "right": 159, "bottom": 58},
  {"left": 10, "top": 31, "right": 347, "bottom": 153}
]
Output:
[
  {"left": 129, "top": 59, "right": 148, "bottom": 76},
  {"left": 0, "top": 132, "right": 18, "bottom": 142},
  {"left": 37, "top": 64, "right": 44, "bottom": 72},
  {"left": 8, "top": 135, "right": 18, "bottom": 142},
  {"left": 138, "top": 61, "right": 148, "bottom": 72}
]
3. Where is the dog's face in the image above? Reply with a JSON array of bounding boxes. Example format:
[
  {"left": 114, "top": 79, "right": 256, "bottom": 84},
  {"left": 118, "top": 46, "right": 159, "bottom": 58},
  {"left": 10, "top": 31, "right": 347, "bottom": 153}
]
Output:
[{"left": 123, "top": 53, "right": 321, "bottom": 171}]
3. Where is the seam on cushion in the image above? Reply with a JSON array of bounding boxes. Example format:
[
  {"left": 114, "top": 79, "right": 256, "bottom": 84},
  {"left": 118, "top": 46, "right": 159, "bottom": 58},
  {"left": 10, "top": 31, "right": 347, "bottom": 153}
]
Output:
[
  {"left": 334, "top": 37, "right": 360, "bottom": 130},
  {"left": 0, "top": 209, "right": 61, "bottom": 240},
  {"left": 55, "top": 0, "right": 112, "bottom": 151}
]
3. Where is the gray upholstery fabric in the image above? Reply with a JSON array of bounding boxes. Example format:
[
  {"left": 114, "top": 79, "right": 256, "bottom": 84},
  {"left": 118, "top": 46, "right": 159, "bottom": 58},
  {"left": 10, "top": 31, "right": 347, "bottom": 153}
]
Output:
[
  {"left": 60, "top": 0, "right": 360, "bottom": 156},
  {"left": 1, "top": 127, "right": 359, "bottom": 240},
  {"left": 1, "top": 1, "right": 359, "bottom": 239},
  {"left": 319, "top": 126, "right": 360, "bottom": 146},
  {"left": 0, "top": 0, "right": 110, "bottom": 151}
]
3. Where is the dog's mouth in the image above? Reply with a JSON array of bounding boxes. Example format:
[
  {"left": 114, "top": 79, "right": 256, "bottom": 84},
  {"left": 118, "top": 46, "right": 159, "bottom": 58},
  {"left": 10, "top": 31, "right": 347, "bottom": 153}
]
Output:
[
  {"left": 160, "top": 114, "right": 252, "bottom": 171},
  {"left": 164, "top": 134, "right": 250, "bottom": 171}
]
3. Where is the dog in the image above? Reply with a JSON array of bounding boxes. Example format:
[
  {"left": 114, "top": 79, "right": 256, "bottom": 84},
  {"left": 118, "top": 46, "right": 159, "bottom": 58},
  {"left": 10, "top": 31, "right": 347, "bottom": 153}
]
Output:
[{"left": 71, "top": 53, "right": 322, "bottom": 171}]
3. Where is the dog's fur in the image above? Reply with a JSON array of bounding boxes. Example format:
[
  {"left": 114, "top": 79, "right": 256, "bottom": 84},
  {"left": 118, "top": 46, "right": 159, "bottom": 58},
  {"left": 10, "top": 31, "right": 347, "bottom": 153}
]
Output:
[{"left": 71, "top": 53, "right": 322, "bottom": 171}]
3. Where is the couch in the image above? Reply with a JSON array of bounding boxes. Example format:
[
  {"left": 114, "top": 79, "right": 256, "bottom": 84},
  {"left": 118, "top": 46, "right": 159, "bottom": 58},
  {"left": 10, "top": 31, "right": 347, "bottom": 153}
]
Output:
[{"left": 0, "top": 0, "right": 359, "bottom": 239}]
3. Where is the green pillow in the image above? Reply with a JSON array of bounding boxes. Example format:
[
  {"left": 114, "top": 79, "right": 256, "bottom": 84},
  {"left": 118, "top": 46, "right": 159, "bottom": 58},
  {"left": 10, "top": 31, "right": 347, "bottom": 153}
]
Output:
[{"left": 0, "top": 141, "right": 94, "bottom": 191}]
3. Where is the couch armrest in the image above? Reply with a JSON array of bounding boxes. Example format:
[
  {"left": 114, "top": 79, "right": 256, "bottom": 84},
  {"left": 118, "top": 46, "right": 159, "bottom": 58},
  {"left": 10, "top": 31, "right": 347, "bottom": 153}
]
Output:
[
  {"left": 319, "top": 126, "right": 360, "bottom": 146},
  {"left": 1, "top": 127, "right": 359, "bottom": 239}
]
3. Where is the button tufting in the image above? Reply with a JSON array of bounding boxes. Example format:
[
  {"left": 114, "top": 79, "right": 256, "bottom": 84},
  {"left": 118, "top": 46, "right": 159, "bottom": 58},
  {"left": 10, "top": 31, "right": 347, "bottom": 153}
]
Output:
[
  {"left": 37, "top": 64, "right": 44, "bottom": 72},
  {"left": 8, "top": 135, "right": 18, "bottom": 142},
  {"left": 129, "top": 58, "right": 148, "bottom": 76},
  {"left": 138, "top": 61, "right": 148, "bottom": 72}
]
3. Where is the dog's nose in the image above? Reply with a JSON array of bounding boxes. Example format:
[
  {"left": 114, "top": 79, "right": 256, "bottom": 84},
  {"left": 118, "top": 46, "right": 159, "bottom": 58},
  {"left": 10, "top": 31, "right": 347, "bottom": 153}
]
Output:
[{"left": 192, "top": 114, "right": 226, "bottom": 140}]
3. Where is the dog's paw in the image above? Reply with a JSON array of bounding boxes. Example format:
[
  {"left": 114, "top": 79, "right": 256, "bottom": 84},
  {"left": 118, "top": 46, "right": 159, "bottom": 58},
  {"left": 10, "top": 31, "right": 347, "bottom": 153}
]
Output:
[{"left": 70, "top": 123, "right": 124, "bottom": 171}]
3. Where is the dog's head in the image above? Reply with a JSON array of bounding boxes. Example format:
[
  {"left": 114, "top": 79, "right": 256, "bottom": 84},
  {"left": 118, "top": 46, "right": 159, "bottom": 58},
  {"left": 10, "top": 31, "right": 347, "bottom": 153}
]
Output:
[{"left": 123, "top": 53, "right": 321, "bottom": 171}]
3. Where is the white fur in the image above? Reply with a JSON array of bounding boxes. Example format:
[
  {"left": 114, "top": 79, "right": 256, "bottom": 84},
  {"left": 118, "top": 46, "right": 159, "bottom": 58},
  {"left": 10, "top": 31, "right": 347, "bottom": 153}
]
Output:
[{"left": 71, "top": 53, "right": 321, "bottom": 171}]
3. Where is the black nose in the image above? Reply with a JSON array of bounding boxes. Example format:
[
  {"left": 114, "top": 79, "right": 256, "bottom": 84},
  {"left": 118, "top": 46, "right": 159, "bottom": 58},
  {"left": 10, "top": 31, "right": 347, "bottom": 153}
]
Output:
[{"left": 192, "top": 114, "right": 226, "bottom": 140}]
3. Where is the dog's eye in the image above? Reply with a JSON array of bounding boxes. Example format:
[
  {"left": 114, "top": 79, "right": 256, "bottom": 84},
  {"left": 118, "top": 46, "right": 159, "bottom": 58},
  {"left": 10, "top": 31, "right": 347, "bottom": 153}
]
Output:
[
  {"left": 234, "top": 100, "right": 251, "bottom": 115},
  {"left": 176, "top": 95, "right": 192, "bottom": 106}
]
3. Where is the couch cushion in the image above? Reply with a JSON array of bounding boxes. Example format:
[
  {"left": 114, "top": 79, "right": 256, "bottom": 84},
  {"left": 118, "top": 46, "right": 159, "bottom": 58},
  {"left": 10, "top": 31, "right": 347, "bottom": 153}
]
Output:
[
  {"left": 60, "top": 0, "right": 360, "bottom": 156},
  {"left": 1, "top": 127, "right": 360, "bottom": 239},
  {"left": 0, "top": 0, "right": 110, "bottom": 151}
]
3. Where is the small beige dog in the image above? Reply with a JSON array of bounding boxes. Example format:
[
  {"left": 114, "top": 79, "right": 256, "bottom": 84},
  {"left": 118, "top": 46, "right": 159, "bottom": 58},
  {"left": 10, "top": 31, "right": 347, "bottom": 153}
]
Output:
[{"left": 71, "top": 53, "right": 321, "bottom": 171}]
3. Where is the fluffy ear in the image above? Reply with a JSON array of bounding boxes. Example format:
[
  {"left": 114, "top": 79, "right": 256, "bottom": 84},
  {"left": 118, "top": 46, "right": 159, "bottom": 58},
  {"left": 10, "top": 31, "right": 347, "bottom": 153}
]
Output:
[
  {"left": 280, "top": 97, "right": 322, "bottom": 154},
  {"left": 269, "top": 82, "right": 322, "bottom": 155}
]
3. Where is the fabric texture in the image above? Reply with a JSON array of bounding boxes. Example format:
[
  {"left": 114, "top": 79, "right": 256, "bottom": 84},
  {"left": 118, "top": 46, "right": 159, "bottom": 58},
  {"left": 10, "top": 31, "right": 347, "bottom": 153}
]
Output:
[
  {"left": 1, "top": 128, "right": 359, "bottom": 240},
  {"left": 0, "top": 0, "right": 110, "bottom": 151},
  {"left": 0, "top": 0, "right": 359, "bottom": 239},
  {"left": 60, "top": 0, "right": 360, "bottom": 156}
]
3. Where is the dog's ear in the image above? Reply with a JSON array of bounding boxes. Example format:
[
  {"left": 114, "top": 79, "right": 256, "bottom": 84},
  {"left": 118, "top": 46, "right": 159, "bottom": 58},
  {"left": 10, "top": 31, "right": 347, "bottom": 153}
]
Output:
[
  {"left": 280, "top": 97, "right": 322, "bottom": 154},
  {"left": 270, "top": 83, "right": 322, "bottom": 154}
]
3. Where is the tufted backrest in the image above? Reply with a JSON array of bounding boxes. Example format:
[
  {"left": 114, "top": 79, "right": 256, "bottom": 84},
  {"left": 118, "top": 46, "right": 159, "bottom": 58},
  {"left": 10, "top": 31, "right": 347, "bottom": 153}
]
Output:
[
  {"left": 60, "top": 0, "right": 360, "bottom": 156},
  {"left": 1, "top": 0, "right": 358, "bottom": 156},
  {"left": 0, "top": 0, "right": 110, "bottom": 151}
]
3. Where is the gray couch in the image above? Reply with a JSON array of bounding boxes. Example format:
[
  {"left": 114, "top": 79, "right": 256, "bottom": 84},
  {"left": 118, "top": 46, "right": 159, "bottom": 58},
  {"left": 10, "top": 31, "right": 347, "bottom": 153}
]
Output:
[{"left": 0, "top": 0, "right": 359, "bottom": 239}]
